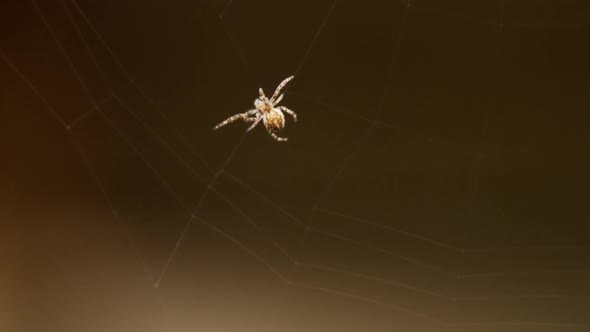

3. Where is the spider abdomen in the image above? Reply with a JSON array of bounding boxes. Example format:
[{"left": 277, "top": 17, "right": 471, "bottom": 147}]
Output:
[{"left": 265, "top": 110, "right": 285, "bottom": 132}]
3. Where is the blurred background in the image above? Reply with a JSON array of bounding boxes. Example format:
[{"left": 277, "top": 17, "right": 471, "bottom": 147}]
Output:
[{"left": 1, "top": 0, "right": 590, "bottom": 331}]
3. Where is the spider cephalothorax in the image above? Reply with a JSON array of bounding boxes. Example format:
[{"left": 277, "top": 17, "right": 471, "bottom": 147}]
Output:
[{"left": 213, "top": 76, "right": 297, "bottom": 142}]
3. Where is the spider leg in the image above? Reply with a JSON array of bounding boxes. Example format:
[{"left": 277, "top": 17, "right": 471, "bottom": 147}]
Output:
[
  {"left": 246, "top": 116, "right": 263, "bottom": 132},
  {"left": 258, "top": 88, "right": 272, "bottom": 104},
  {"left": 279, "top": 106, "right": 297, "bottom": 122},
  {"left": 264, "top": 126, "right": 288, "bottom": 142},
  {"left": 213, "top": 109, "right": 256, "bottom": 130},
  {"left": 267, "top": 130, "right": 288, "bottom": 142},
  {"left": 245, "top": 109, "right": 258, "bottom": 117},
  {"left": 272, "top": 93, "right": 284, "bottom": 106},
  {"left": 270, "top": 76, "right": 294, "bottom": 103}
]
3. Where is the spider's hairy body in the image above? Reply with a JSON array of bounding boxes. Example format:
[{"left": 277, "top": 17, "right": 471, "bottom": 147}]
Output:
[
  {"left": 258, "top": 101, "right": 273, "bottom": 113},
  {"left": 213, "top": 76, "right": 297, "bottom": 142}
]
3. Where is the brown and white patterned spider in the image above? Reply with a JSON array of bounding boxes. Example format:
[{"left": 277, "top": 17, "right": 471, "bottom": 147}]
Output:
[{"left": 213, "top": 75, "right": 297, "bottom": 142}]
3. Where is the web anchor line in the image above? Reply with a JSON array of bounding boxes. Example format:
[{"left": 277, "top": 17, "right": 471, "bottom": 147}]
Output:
[
  {"left": 1, "top": 47, "right": 158, "bottom": 283},
  {"left": 291, "top": 0, "right": 412, "bottom": 288},
  {"left": 153, "top": 129, "right": 250, "bottom": 288}
]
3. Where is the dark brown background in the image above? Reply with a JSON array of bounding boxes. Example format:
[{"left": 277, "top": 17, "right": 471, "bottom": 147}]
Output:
[{"left": 2, "top": 0, "right": 590, "bottom": 331}]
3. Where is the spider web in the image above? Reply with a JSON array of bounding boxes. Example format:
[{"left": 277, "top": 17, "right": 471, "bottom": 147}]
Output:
[{"left": 2, "top": 0, "right": 590, "bottom": 331}]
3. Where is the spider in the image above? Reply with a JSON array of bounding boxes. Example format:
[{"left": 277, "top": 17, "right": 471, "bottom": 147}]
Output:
[{"left": 213, "top": 75, "right": 297, "bottom": 142}]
